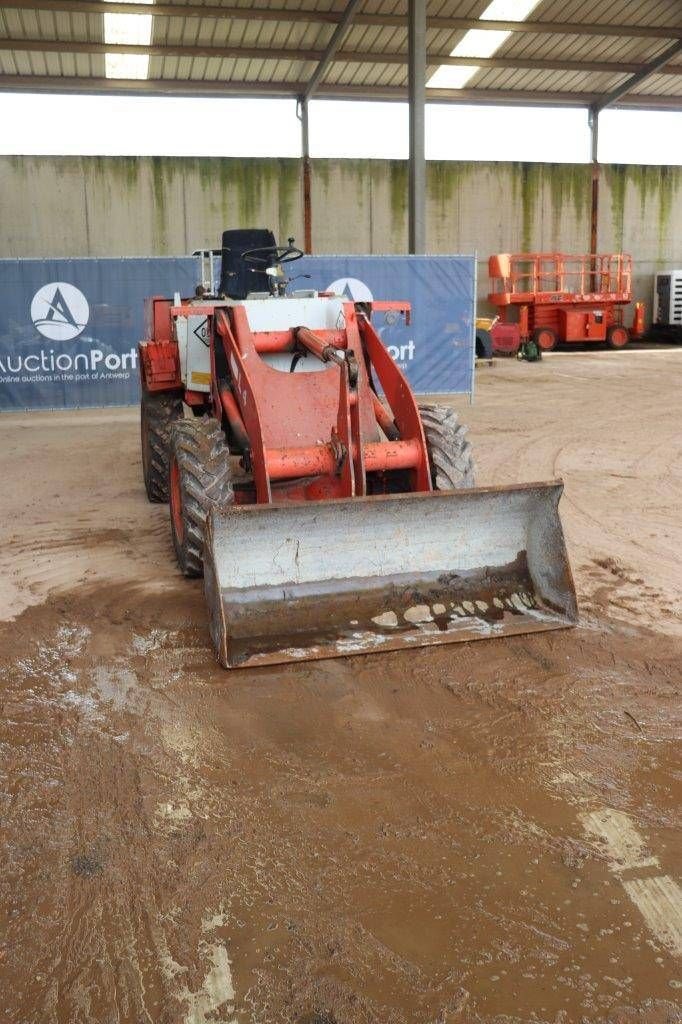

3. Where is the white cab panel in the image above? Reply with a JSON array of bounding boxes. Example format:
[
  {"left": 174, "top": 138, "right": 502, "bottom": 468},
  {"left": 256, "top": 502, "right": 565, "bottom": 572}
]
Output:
[{"left": 241, "top": 296, "right": 347, "bottom": 334}]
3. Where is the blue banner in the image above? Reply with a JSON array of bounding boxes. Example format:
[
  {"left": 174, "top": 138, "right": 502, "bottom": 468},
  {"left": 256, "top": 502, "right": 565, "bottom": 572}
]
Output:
[
  {"left": 298, "top": 255, "right": 475, "bottom": 396},
  {"left": 0, "top": 255, "right": 475, "bottom": 411}
]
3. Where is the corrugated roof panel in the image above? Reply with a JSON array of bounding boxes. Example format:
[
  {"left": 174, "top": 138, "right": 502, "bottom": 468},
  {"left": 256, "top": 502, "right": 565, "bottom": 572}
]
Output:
[
  {"left": 0, "top": 0, "right": 678, "bottom": 107},
  {"left": 533, "top": 0, "right": 681, "bottom": 29},
  {"left": 21, "top": 50, "right": 43, "bottom": 75},
  {"left": 490, "top": 31, "right": 674, "bottom": 65},
  {"left": 428, "top": 0, "right": 489, "bottom": 17},
  {"left": 471, "top": 62, "right": 635, "bottom": 92},
  {"left": 344, "top": 24, "right": 405, "bottom": 53},
  {"left": 0, "top": 51, "right": 18, "bottom": 73},
  {"left": 631, "top": 71, "right": 682, "bottom": 95}
]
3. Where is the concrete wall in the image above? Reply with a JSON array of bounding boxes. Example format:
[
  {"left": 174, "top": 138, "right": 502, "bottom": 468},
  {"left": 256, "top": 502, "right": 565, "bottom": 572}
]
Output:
[{"left": 1, "top": 155, "right": 680, "bottom": 311}]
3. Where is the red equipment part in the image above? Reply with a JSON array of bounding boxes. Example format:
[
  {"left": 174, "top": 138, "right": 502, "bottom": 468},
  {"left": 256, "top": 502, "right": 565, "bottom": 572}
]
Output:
[
  {"left": 139, "top": 265, "right": 577, "bottom": 669},
  {"left": 632, "top": 302, "right": 646, "bottom": 338},
  {"left": 210, "top": 301, "right": 431, "bottom": 504},
  {"left": 139, "top": 341, "right": 181, "bottom": 391},
  {"left": 488, "top": 252, "right": 641, "bottom": 348},
  {"left": 490, "top": 322, "right": 521, "bottom": 355}
]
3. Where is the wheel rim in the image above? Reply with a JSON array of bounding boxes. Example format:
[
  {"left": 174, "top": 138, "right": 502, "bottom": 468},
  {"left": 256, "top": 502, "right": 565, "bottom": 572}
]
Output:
[
  {"left": 610, "top": 327, "right": 628, "bottom": 347},
  {"left": 537, "top": 329, "right": 555, "bottom": 351},
  {"left": 170, "top": 456, "right": 184, "bottom": 543}
]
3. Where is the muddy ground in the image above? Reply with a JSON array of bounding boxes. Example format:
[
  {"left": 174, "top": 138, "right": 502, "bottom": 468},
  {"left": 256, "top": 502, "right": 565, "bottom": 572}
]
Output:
[{"left": 1, "top": 350, "right": 680, "bottom": 1024}]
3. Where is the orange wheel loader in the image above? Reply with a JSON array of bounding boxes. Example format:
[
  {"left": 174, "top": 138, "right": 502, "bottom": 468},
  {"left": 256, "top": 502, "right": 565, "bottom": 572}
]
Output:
[{"left": 139, "top": 230, "right": 577, "bottom": 669}]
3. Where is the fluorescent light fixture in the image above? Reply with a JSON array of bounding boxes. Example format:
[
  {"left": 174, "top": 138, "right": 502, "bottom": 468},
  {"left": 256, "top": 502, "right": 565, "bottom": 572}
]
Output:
[
  {"left": 104, "top": 0, "right": 153, "bottom": 80},
  {"left": 428, "top": 0, "right": 542, "bottom": 90}
]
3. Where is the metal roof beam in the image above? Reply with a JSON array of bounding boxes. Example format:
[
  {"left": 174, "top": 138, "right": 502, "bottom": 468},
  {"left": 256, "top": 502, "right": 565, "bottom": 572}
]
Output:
[
  {"left": 3, "top": 38, "right": 682, "bottom": 78},
  {"left": 4, "top": 1, "right": 682, "bottom": 40},
  {"left": 1, "top": 74, "right": 680, "bottom": 111},
  {"left": 591, "top": 39, "right": 682, "bottom": 113},
  {"left": 303, "top": 0, "right": 364, "bottom": 101}
]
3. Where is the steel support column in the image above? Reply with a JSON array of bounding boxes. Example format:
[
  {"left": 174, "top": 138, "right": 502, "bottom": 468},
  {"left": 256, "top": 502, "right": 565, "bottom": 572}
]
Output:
[
  {"left": 588, "top": 107, "right": 600, "bottom": 289},
  {"left": 298, "top": 0, "right": 364, "bottom": 254},
  {"left": 408, "top": 0, "right": 426, "bottom": 254},
  {"left": 298, "top": 98, "right": 312, "bottom": 253},
  {"left": 589, "top": 107, "right": 599, "bottom": 255}
]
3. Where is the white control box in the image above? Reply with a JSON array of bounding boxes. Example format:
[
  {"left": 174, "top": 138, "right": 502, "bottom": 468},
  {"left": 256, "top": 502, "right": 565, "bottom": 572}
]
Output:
[{"left": 174, "top": 312, "right": 212, "bottom": 391}]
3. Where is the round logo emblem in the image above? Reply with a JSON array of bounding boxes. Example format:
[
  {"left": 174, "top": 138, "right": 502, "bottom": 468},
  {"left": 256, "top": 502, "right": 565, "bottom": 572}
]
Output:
[
  {"left": 326, "top": 277, "right": 374, "bottom": 303},
  {"left": 30, "top": 282, "right": 90, "bottom": 341}
]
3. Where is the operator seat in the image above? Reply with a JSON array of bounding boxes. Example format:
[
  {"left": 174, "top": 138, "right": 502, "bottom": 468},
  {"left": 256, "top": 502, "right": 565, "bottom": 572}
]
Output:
[{"left": 219, "top": 228, "right": 276, "bottom": 299}]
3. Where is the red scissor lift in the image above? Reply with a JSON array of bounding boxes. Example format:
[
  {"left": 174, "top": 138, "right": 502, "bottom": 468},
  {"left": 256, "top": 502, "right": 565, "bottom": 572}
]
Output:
[{"left": 488, "top": 252, "right": 644, "bottom": 353}]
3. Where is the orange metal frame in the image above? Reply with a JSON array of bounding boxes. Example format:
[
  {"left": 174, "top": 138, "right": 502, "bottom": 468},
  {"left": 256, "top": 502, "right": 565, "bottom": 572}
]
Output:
[
  {"left": 140, "top": 296, "right": 431, "bottom": 505},
  {"left": 489, "top": 252, "right": 632, "bottom": 306},
  {"left": 488, "top": 252, "right": 638, "bottom": 346}
]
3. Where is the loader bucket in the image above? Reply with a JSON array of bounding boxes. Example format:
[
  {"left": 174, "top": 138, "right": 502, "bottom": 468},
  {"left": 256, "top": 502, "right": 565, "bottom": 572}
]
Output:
[{"left": 203, "top": 481, "right": 577, "bottom": 669}]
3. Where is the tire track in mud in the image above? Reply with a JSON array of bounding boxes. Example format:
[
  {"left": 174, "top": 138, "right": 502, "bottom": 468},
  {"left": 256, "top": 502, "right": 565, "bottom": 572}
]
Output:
[
  {"left": 532, "top": 646, "right": 682, "bottom": 974},
  {"left": 2, "top": 593, "right": 681, "bottom": 1024},
  {"left": 0, "top": 609, "right": 241, "bottom": 1024},
  {"left": 468, "top": 367, "right": 682, "bottom": 638},
  {"left": 580, "top": 810, "right": 682, "bottom": 958},
  {"left": 0, "top": 517, "right": 177, "bottom": 622}
]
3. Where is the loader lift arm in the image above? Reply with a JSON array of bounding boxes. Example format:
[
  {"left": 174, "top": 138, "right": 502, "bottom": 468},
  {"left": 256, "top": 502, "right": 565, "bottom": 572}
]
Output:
[{"left": 139, "top": 230, "right": 577, "bottom": 669}]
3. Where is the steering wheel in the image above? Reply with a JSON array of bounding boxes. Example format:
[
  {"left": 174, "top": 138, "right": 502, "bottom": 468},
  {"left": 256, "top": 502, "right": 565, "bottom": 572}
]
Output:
[{"left": 241, "top": 240, "right": 304, "bottom": 267}]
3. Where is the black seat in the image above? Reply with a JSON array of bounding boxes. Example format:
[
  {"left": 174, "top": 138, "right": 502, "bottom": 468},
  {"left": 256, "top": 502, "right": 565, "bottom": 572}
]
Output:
[{"left": 219, "top": 228, "right": 276, "bottom": 299}]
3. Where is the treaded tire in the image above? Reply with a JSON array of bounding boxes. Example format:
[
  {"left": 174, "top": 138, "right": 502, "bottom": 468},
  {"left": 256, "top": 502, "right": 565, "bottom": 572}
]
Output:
[
  {"left": 169, "top": 417, "right": 234, "bottom": 578},
  {"left": 533, "top": 326, "right": 557, "bottom": 352},
  {"left": 607, "top": 324, "right": 629, "bottom": 349},
  {"left": 475, "top": 328, "right": 493, "bottom": 359},
  {"left": 141, "top": 390, "right": 183, "bottom": 503},
  {"left": 418, "top": 403, "right": 476, "bottom": 490}
]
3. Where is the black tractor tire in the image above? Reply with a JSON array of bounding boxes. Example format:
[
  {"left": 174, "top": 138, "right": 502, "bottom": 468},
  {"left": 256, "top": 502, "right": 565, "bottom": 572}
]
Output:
[
  {"left": 475, "top": 328, "right": 493, "bottom": 360},
  {"left": 418, "top": 403, "right": 476, "bottom": 490},
  {"left": 141, "top": 390, "right": 183, "bottom": 503},
  {"left": 168, "top": 417, "right": 234, "bottom": 578}
]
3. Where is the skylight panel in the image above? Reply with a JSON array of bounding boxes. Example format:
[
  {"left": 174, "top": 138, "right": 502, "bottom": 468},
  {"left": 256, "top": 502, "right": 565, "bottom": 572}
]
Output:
[
  {"left": 427, "top": 0, "right": 542, "bottom": 91},
  {"left": 104, "top": 0, "right": 153, "bottom": 80}
]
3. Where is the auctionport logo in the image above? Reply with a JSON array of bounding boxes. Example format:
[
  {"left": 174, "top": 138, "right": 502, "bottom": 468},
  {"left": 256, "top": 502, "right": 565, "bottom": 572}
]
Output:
[
  {"left": 30, "top": 282, "right": 90, "bottom": 341},
  {"left": 0, "top": 280, "right": 137, "bottom": 385},
  {"left": 327, "top": 277, "right": 374, "bottom": 303}
]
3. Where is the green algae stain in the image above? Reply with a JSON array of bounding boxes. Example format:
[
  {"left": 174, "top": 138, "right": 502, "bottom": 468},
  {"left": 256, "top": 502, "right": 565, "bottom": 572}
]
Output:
[
  {"left": 195, "top": 157, "right": 218, "bottom": 206},
  {"left": 7, "top": 155, "right": 679, "bottom": 265},
  {"left": 105, "top": 156, "right": 140, "bottom": 193},
  {"left": 509, "top": 163, "right": 541, "bottom": 252},
  {"left": 545, "top": 164, "right": 591, "bottom": 245},
  {"left": 656, "top": 166, "right": 675, "bottom": 247},
  {"left": 605, "top": 165, "right": 628, "bottom": 251},
  {"left": 274, "top": 158, "right": 300, "bottom": 240},
  {"left": 427, "top": 161, "right": 474, "bottom": 212},
  {"left": 508, "top": 163, "right": 592, "bottom": 252},
  {"left": 625, "top": 164, "right": 682, "bottom": 251},
  {"left": 231, "top": 160, "right": 263, "bottom": 226},
  {"left": 150, "top": 156, "right": 175, "bottom": 249},
  {"left": 314, "top": 159, "right": 331, "bottom": 194},
  {"left": 388, "top": 160, "right": 408, "bottom": 242},
  {"left": 191, "top": 158, "right": 300, "bottom": 241},
  {"left": 630, "top": 164, "right": 660, "bottom": 221}
]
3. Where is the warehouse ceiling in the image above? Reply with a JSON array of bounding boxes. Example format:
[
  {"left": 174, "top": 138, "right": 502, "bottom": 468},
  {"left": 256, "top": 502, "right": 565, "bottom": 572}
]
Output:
[{"left": 0, "top": 0, "right": 681, "bottom": 110}]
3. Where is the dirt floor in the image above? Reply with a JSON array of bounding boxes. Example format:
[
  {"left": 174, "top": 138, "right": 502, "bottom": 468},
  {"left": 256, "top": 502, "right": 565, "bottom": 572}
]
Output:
[{"left": 1, "top": 349, "right": 681, "bottom": 1024}]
